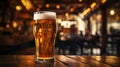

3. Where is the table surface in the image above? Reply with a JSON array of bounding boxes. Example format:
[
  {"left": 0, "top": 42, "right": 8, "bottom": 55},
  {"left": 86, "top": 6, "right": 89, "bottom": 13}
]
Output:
[{"left": 0, "top": 55, "right": 120, "bottom": 67}]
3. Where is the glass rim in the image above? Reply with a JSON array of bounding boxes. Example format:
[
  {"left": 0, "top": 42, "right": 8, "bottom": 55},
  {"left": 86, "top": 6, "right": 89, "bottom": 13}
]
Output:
[
  {"left": 33, "top": 11, "right": 56, "bottom": 20},
  {"left": 34, "top": 11, "right": 56, "bottom": 14}
]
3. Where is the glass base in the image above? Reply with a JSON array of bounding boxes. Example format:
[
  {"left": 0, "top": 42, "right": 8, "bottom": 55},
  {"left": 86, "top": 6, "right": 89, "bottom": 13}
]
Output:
[
  {"left": 35, "top": 58, "right": 54, "bottom": 63},
  {"left": 35, "top": 58, "right": 55, "bottom": 67}
]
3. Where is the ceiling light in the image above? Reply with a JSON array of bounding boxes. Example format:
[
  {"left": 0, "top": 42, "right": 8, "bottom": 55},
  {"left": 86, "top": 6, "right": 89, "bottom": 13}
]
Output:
[
  {"left": 78, "top": 0, "right": 82, "bottom": 2},
  {"left": 13, "top": 21, "right": 18, "bottom": 28},
  {"left": 45, "top": 4, "right": 50, "bottom": 8},
  {"left": 56, "top": 5, "right": 60, "bottom": 9},
  {"left": 16, "top": 5, "right": 22, "bottom": 11},
  {"left": 90, "top": 2, "right": 97, "bottom": 9},
  {"left": 101, "top": 0, "right": 107, "bottom": 3},
  {"left": 81, "top": 8, "right": 91, "bottom": 16},
  {"left": 110, "top": 9, "right": 115, "bottom": 16},
  {"left": 21, "top": 0, "right": 33, "bottom": 10}
]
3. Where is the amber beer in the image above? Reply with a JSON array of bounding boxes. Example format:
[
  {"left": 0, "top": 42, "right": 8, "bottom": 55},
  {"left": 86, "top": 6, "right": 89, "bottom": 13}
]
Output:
[{"left": 33, "top": 11, "right": 56, "bottom": 62}]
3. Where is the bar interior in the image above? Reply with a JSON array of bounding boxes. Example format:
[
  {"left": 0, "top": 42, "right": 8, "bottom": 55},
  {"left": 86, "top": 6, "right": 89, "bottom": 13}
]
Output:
[{"left": 0, "top": 0, "right": 120, "bottom": 56}]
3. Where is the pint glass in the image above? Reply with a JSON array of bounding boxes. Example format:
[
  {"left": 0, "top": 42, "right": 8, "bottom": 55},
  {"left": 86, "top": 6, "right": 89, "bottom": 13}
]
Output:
[{"left": 33, "top": 11, "right": 56, "bottom": 62}]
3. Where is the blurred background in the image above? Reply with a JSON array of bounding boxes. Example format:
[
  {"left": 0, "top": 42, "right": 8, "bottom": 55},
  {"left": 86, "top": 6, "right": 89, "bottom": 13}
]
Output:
[{"left": 0, "top": 0, "right": 120, "bottom": 55}]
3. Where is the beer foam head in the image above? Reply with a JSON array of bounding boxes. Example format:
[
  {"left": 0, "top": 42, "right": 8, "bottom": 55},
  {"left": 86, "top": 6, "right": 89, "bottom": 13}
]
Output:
[{"left": 34, "top": 11, "right": 56, "bottom": 20}]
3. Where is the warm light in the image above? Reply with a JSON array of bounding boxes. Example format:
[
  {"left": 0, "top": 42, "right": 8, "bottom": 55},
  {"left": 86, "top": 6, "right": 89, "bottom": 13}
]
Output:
[
  {"left": 94, "top": 56, "right": 102, "bottom": 61},
  {"left": 61, "top": 21, "right": 76, "bottom": 28},
  {"left": 45, "top": 4, "right": 50, "bottom": 8},
  {"left": 57, "top": 18, "right": 62, "bottom": 23},
  {"left": 90, "top": 2, "right": 97, "bottom": 9},
  {"left": 38, "top": 29, "right": 42, "bottom": 32},
  {"left": 110, "top": 9, "right": 115, "bottom": 16},
  {"left": 60, "top": 36, "right": 66, "bottom": 41},
  {"left": 56, "top": 5, "right": 60, "bottom": 9},
  {"left": 81, "top": 8, "right": 91, "bottom": 16},
  {"left": 79, "top": 13, "right": 84, "bottom": 19},
  {"left": 57, "top": 55, "right": 68, "bottom": 62},
  {"left": 6, "top": 24, "right": 10, "bottom": 28},
  {"left": 96, "top": 14, "right": 102, "bottom": 22},
  {"left": 77, "top": 16, "right": 86, "bottom": 34},
  {"left": 78, "top": 0, "right": 82, "bottom": 2},
  {"left": 101, "top": 0, "right": 107, "bottom": 3},
  {"left": 40, "top": 38, "right": 42, "bottom": 43},
  {"left": 13, "top": 21, "right": 18, "bottom": 28},
  {"left": 111, "top": 22, "right": 120, "bottom": 29},
  {"left": 21, "top": 0, "right": 33, "bottom": 10},
  {"left": 65, "top": 12, "right": 69, "bottom": 17},
  {"left": 16, "top": 5, "right": 22, "bottom": 11},
  {"left": 60, "top": 32, "right": 64, "bottom": 36},
  {"left": 70, "top": 8, "right": 74, "bottom": 12},
  {"left": 61, "top": 21, "right": 69, "bottom": 28},
  {"left": 92, "top": 48, "right": 101, "bottom": 55}
]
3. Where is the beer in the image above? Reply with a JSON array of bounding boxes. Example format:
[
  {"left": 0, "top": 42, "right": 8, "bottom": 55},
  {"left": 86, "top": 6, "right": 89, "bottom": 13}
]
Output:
[{"left": 33, "top": 11, "right": 56, "bottom": 62}]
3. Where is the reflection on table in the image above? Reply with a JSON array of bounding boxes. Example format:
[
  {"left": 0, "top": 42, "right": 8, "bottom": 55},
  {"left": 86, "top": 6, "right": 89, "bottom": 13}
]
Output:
[{"left": 0, "top": 55, "right": 120, "bottom": 67}]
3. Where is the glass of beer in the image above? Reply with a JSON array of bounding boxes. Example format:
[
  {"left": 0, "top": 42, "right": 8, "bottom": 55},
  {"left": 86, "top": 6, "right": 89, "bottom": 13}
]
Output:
[{"left": 33, "top": 11, "right": 57, "bottom": 62}]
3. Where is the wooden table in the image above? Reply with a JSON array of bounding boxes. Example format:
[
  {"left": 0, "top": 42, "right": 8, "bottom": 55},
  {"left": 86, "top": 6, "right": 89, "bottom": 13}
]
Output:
[{"left": 0, "top": 55, "right": 120, "bottom": 67}]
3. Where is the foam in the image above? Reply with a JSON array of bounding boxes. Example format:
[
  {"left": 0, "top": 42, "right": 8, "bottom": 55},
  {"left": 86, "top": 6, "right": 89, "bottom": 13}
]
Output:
[{"left": 34, "top": 11, "right": 56, "bottom": 20}]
